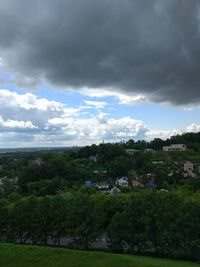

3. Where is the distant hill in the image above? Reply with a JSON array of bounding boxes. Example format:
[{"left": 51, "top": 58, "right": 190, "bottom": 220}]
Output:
[
  {"left": 0, "top": 146, "right": 79, "bottom": 154},
  {"left": 1, "top": 131, "right": 200, "bottom": 153}
]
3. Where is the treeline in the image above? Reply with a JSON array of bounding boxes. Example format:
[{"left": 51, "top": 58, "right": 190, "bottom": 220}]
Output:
[
  {"left": 149, "top": 132, "right": 200, "bottom": 151},
  {"left": 0, "top": 190, "right": 200, "bottom": 260},
  {"left": 73, "top": 132, "right": 200, "bottom": 158}
]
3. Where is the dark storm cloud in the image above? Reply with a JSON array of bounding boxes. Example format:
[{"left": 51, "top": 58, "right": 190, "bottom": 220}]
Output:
[{"left": 0, "top": 0, "right": 200, "bottom": 105}]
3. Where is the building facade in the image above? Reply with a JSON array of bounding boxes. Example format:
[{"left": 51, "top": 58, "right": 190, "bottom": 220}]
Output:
[
  {"left": 183, "top": 161, "right": 193, "bottom": 172},
  {"left": 162, "top": 144, "right": 187, "bottom": 152}
]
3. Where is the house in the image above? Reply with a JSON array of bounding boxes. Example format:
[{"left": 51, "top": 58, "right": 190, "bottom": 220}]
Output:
[
  {"left": 147, "top": 180, "right": 157, "bottom": 189},
  {"left": 146, "top": 173, "right": 156, "bottom": 180},
  {"left": 30, "top": 157, "right": 44, "bottom": 166},
  {"left": 144, "top": 148, "right": 155, "bottom": 153},
  {"left": 84, "top": 180, "right": 93, "bottom": 186},
  {"left": 10, "top": 176, "right": 18, "bottom": 184},
  {"left": 95, "top": 182, "right": 109, "bottom": 190},
  {"left": 181, "top": 161, "right": 196, "bottom": 178},
  {"left": 116, "top": 177, "right": 129, "bottom": 187},
  {"left": 162, "top": 144, "right": 187, "bottom": 152},
  {"left": 168, "top": 171, "right": 174, "bottom": 177},
  {"left": 160, "top": 189, "right": 169, "bottom": 192},
  {"left": 125, "top": 149, "right": 139, "bottom": 155},
  {"left": 132, "top": 178, "right": 144, "bottom": 188},
  {"left": 110, "top": 187, "right": 121, "bottom": 195},
  {"left": 152, "top": 161, "right": 164, "bottom": 164},
  {"left": 146, "top": 173, "right": 157, "bottom": 189},
  {"left": 183, "top": 161, "right": 193, "bottom": 172},
  {"left": 189, "top": 172, "right": 197, "bottom": 178}
]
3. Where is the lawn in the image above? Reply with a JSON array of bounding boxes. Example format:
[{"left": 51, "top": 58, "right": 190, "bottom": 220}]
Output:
[
  {"left": 166, "top": 150, "right": 200, "bottom": 163},
  {"left": 0, "top": 244, "right": 199, "bottom": 267}
]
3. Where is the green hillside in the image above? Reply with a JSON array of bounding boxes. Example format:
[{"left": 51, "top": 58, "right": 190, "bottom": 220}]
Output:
[{"left": 0, "top": 244, "right": 199, "bottom": 267}]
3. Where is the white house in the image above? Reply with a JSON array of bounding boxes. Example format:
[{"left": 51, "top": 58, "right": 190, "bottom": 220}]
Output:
[
  {"left": 95, "top": 182, "right": 109, "bottom": 190},
  {"left": 116, "top": 177, "right": 129, "bottom": 187},
  {"left": 183, "top": 161, "right": 193, "bottom": 172},
  {"left": 163, "top": 144, "right": 187, "bottom": 152}
]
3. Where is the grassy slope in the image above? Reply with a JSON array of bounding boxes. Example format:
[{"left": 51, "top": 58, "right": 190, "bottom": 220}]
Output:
[
  {"left": 151, "top": 150, "right": 200, "bottom": 162},
  {"left": 0, "top": 244, "right": 200, "bottom": 267}
]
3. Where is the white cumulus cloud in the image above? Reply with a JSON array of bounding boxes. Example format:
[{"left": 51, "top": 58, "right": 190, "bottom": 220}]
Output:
[
  {"left": 0, "top": 115, "right": 37, "bottom": 129},
  {"left": 145, "top": 129, "right": 183, "bottom": 140},
  {"left": 185, "top": 123, "right": 200, "bottom": 133},
  {"left": 0, "top": 89, "right": 63, "bottom": 111},
  {"left": 0, "top": 89, "right": 200, "bottom": 148},
  {"left": 79, "top": 87, "right": 147, "bottom": 105},
  {"left": 84, "top": 100, "right": 108, "bottom": 109}
]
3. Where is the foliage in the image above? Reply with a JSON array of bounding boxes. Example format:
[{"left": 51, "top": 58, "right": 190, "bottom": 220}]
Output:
[{"left": 0, "top": 191, "right": 200, "bottom": 260}]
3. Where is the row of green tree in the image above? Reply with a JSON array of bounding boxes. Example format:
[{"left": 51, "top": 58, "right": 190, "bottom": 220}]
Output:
[
  {"left": 126, "top": 132, "right": 200, "bottom": 151},
  {"left": 0, "top": 190, "right": 200, "bottom": 260},
  {"left": 74, "top": 132, "right": 200, "bottom": 157}
]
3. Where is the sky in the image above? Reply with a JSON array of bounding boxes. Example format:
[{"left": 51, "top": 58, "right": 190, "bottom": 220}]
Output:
[{"left": 0, "top": 0, "right": 200, "bottom": 148}]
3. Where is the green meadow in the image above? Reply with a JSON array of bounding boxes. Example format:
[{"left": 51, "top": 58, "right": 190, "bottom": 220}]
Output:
[{"left": 0, "top": 244, "right": 199, "bottom": 267}]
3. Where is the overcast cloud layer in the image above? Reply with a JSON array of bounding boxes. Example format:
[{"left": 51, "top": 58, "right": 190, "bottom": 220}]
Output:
[{"left": 0, "top": 0, "right": 200, "bottom": 105}]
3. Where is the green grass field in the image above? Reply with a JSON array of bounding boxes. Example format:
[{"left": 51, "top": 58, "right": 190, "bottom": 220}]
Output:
[
  {"left": 0, "top": 244, "right": 199, "bottom": 267},
  {"left": 150, "top": 150, "right": 200, "bottom": 162}
]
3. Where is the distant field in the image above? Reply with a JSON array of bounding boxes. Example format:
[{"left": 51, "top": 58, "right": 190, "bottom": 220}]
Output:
[
  {"left": 0, "top": 244, "right": 199, "bottom": 267},
  {"left": 165, "top": 150, "right": 200, "bottom": 163},
  {"left": 151, "top": 150, "right": 200, "bottom": 162}
]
